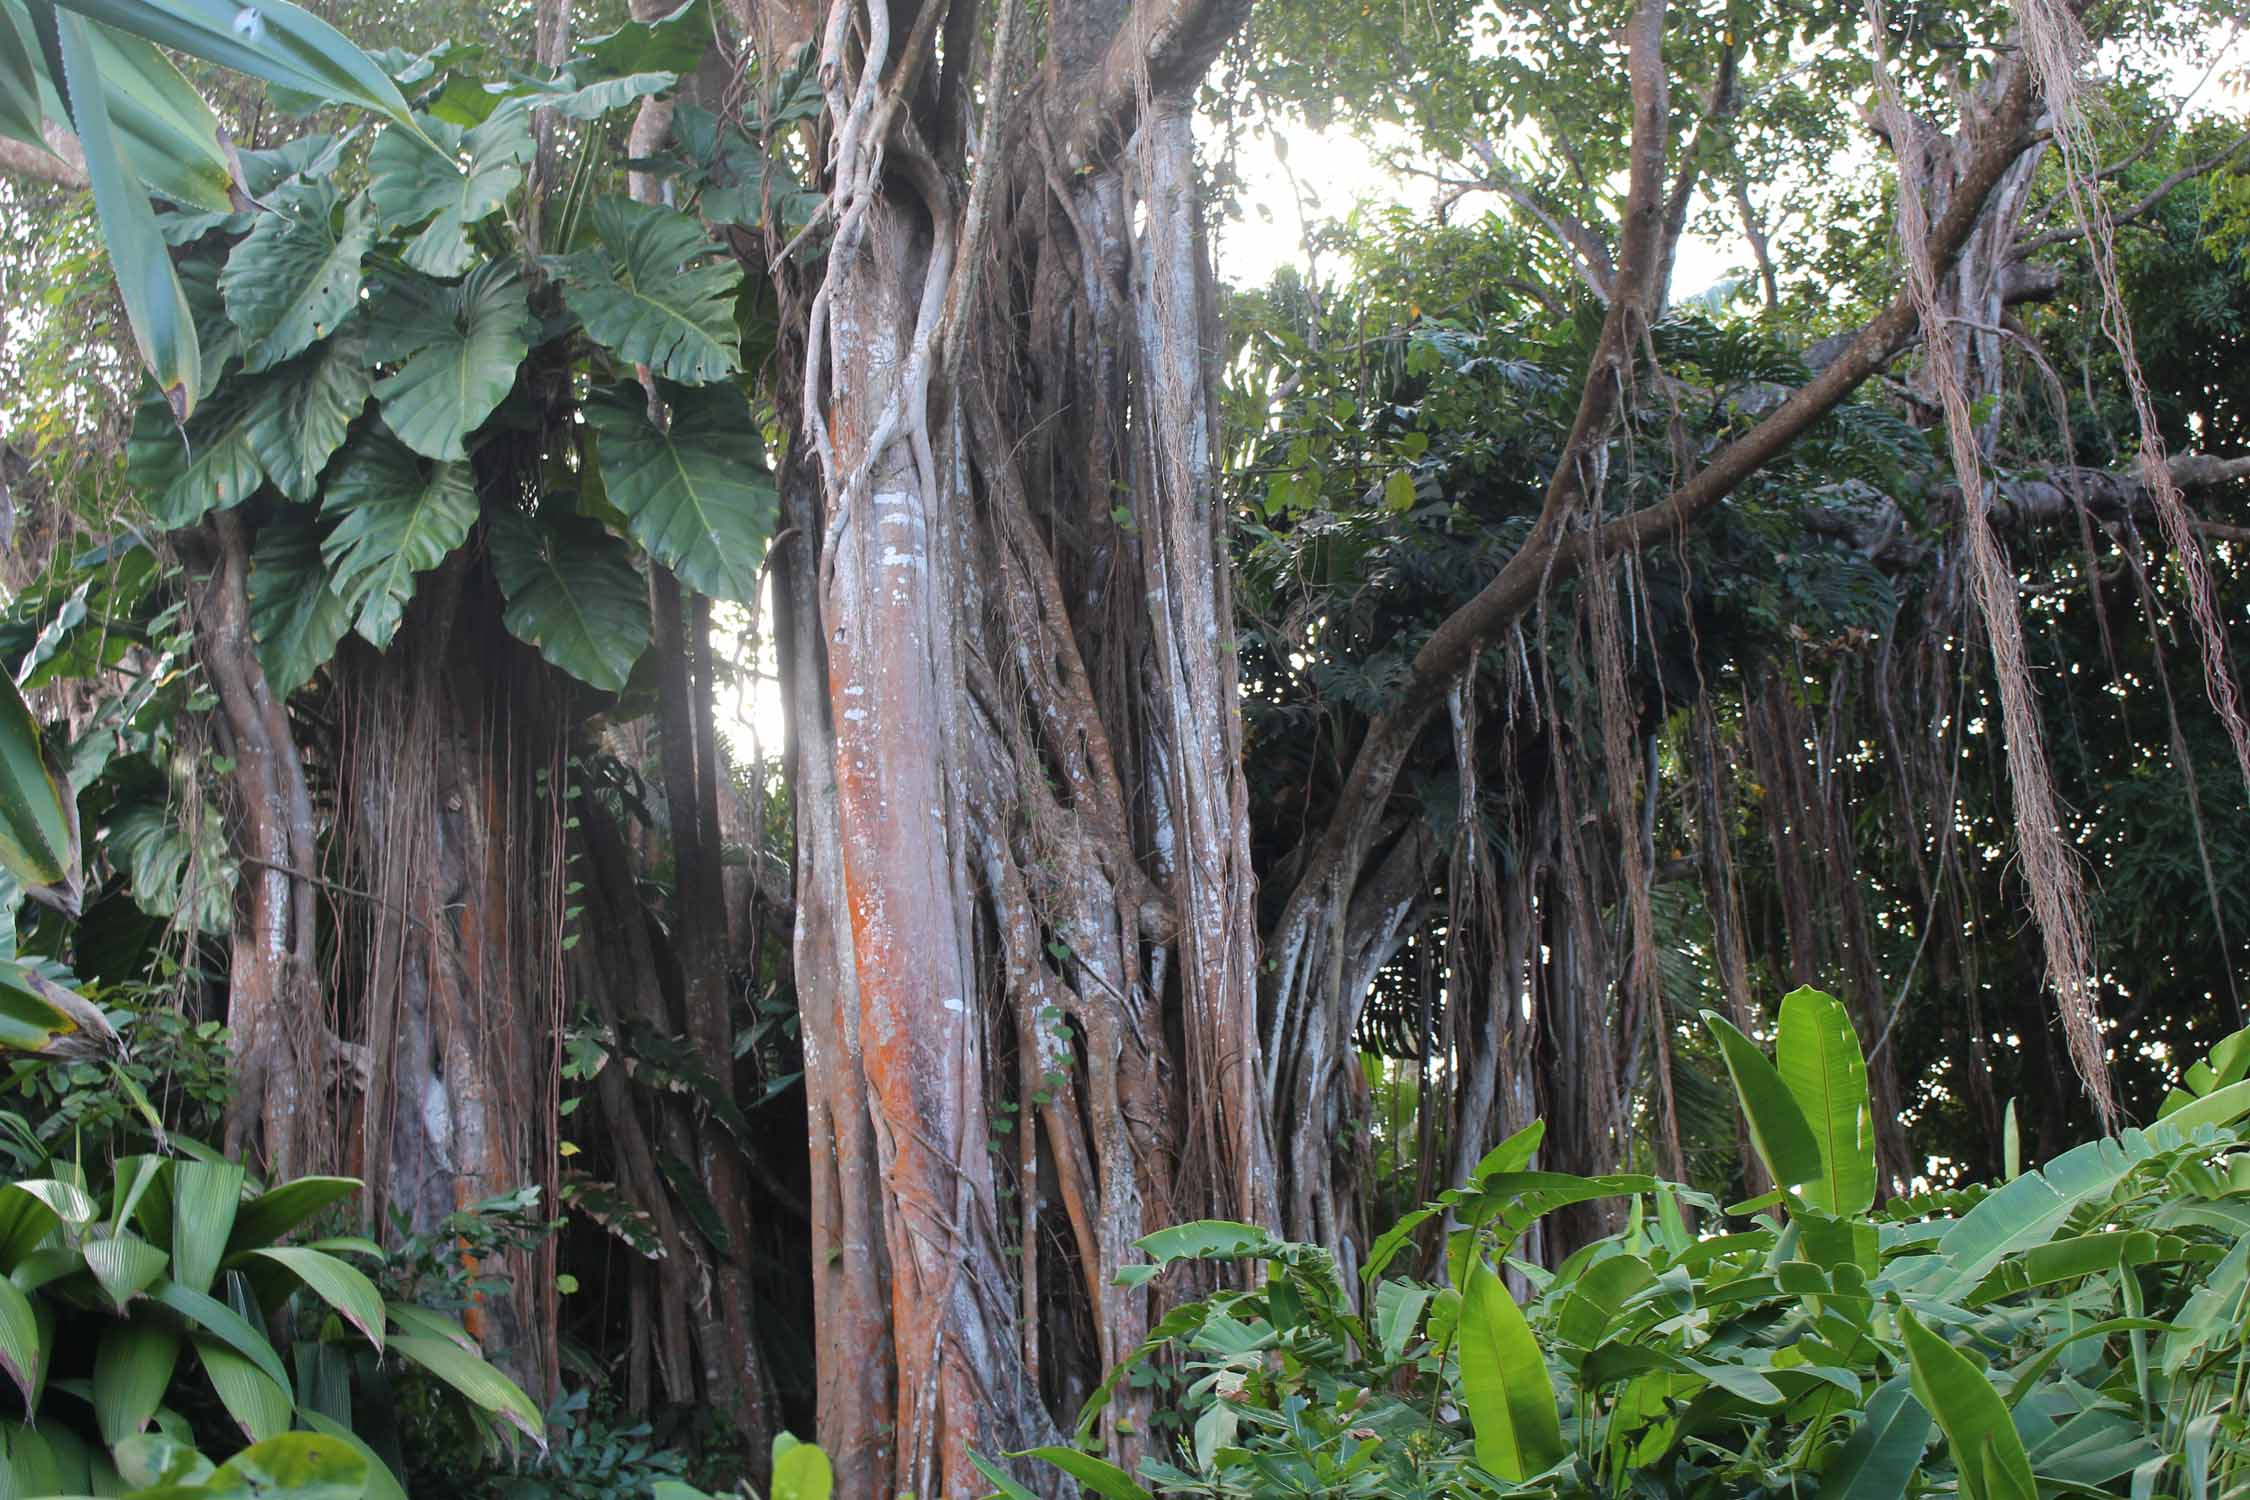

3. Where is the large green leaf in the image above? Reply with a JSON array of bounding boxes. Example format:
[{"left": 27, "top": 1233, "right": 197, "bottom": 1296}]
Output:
[
  {"left": 299, "top": 1411, "right": 407, "bottom": 1500},
  {"left": 197, "top": 1335, "right": 293, "bottom": 1443},
  {"left": 0, "top": 1274, "right": 42, "bottom": 1410},
  {"left": 129, "top": 376, "right": 267, "bottom": 527},
  {"left": 57, "top": 0, "right": 420, "bottom": 131},
  {"left": 1457, "top": 1257, "right": 1565, "bottom": 1482},
  {"left": 577, "top": 0, "right": 709, "bottom": 77},
  {"left": 1899, "top": 1307, "right": 2034, "bottom": 1500},
  {"left": 204, "top": 1431, "right": 368, "bottom": 1500},
  {"left": 151, "top": 1278, "right": 292, "bottom": 1394},
  {"left": 1703, "top": 1009, "right": 1823, "bottom": 1196},
  {"left": 246, "top": 1246, "right": 383, "bottom": 1350},
  {"left": 246, "top": 321, "right": 371, "bottom": 500},
  {"left": 552, "top": 197, "right": 741, "bottom": 384},
  {"left": 0, "top": 674, "right": 74, "bottom": 897},
  {"left": 92, "top": 1320, "right": 177, "bottom": 1446},
  {"left": 366, "top": 105, "right": 531, "bottom": 277},
  {"left": 0, "top": 3, "right": 43, "bottom": 142},
  {"left": 84, "top": 1230, "right": 169, "bottom": 1311},
  {"left": 248, "top": 521, "right": 354, "bottom": 697},
  {"left": 367, "top": 261, "right": 531, "bottom": 461},
  {"left": 229, "top": 1175, "right": 362, "bottom": 1252},
  {"left": 169, "top": 1157, "right": 244, "bottom": 1295},
  {"left": 75, "top": 17, "right": 234, "bottom": 212},
  {"left": 769, "top": 1433, "right": 832, "bottom": 1500},
  {"left": 319, "top": 425, "right": 479, "bottom": 648},
  {"left": 1928, "top": 1135, "right": 2142, "bottom": 1298},
  {"left": 388, "top": 1334, "right": 542, "bottom": 1444},
  {"left": 40, "top": 2, "right": 200, "bottom": 418},
  {"left": 588, "top": 381, "right": 773, "bottom": 603},
  {"left": 1816, "top": 1377, "right": 1931, "bottom": 1500},
  {"left": 220, "top": 183, "right": 375, "bottom": 373},
  {"left": 488, "top": 511, "right": 650, "bottom": 692},
  {"left": 1012, "top": 1448, "right": 1150, "bottom": 1500},
  {"left": 1774, "top": 987, "right": 1877, "bottom": 1216}
]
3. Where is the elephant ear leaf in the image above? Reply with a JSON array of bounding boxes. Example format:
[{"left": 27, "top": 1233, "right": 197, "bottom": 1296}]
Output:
[
  {"left": 248, "top": 520, "right": 353, "bottom": 697},
  {"left": 318, "top": 425, "right": 479, "bottom": 649},
  {"left": 488, "top": 511, "right": 651, "bottom": 693},
  {"left": 550, "top": 196, "right": 742, "bottom": 384},
  {"left": 219, "top": 182, "right": 376, "bottom": 372},
  {"left": 0, "top": 674, "right": 79, "bottom": 913},
  {"left": 247, "top": 321, "right": 372, "bottom": 501},
  {"left": 587, "top": 381, "right": 773, "bottom": 604},
  {"left": 366, "top": 106, "right": 533, "bottom": 277},
  {"left": 367, "top": 261, "right": 532, "bottom": 463}
]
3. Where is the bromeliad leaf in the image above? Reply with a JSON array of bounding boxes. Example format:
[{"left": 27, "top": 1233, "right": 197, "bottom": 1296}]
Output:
[
  {"left": 319, "top": 425, "right": 479, "bottom": 648},
  {"left": 80, "top": 21, "right": 236, "bottom": 214},
  {"left": 552, "top": 196, "right": 741, "bottom": 384},
  {"left": 219, "top": 182, "right": 375, "bottom": 372},
  {"left": 366, "top": 105, "right": 532, "bottom": 277},
  {"left": 588, "top": 381, "right": 772, "bottom": 603},
  {"left": 488, "top": 511, "right": 650, "bottom": 693},
  {"left": 368, "top": 261, "right": 532, "bottom": 461},
  {"left": 246, "top": 320, "right": 371, "bottom": 499},
  {"left": 248, "top": 521, "right": 353, "bottom": 696}
]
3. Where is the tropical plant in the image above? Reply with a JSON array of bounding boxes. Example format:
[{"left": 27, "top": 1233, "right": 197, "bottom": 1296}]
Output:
[{"left": 1008, "top": 988, "right": 2250, "bottom": 1499}]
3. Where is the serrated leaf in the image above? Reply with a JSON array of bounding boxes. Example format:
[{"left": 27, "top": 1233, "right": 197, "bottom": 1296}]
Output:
[
  {"left": 319, "top": 425, "right": 479, "bottom": 648},
  {"left": 220, "top": 183, "right": 375, "bottom": 372},
  {"left": 488, "top": 510, "right": 649, "bottom": 691},
  {"left": 246, "top": 320, "right": 372, "bottom": 500},
  {"left": 366, "top": 106, "right": 531, "bottom": 277},
  {"left": 368, "top": 261, "right": 531, "bottom": 461},
  {"left": 247, "top": 520, "right": 354, "bottom": 697},
  {"left": 552, "top": 196, "right": 740, "bottom": 383},
  {"left": 588, "top": 381, "right": 772, "bottom": 602}
]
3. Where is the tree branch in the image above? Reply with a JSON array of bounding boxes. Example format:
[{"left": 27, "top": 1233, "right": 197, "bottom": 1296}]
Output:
[{"left": 0, "top": 124, "right": 87, "bottom": 192}]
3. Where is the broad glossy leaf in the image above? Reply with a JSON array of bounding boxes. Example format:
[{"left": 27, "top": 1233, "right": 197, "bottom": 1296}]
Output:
[
  {"left": 92, "top": 1320, "right": 176, "bottom": 1446},
  {"left": 197, "top": 1335, "right": 292, "bottom": 1442},
  {"left": 319, "top": 425, "right": 478, "bottom": 648},
  {"left": 526, "top": 69, "right": 672, "bottom": 120},
  {"left": 247, "top": 1246, "right": 383, "bottom": 1349},
  {"left": 246, "top": 321, "right": 370, "bottom": 499},
  {"left": 248, "top": 521, "right": 353, "bottom": 697},
  {"left": 366, "top": 106, "right": 530, "bottom": 277},
  {"left": 384, "top": 1300, "right": 474, "bottom": 1350},
  {"left": 58, "top": 0, "right": 420, "bottom": 131},
  {"left": 0, "top": 1274, "right": 41, "bottom": 1409},
  {"left": 367, "top": 261, "right": 531, "bottom": 461},
  {"left": 299, "top": 1410, "right": 407, "bottom": 1500},
  {"left": 1900, "top": 1307, "right": 2035, "bottom": 1500},
  {"left": 84, "top": 1231, "right": 168, "bottom": 1311},
  {"left": 129, "top": 376, "right": 267, "bottom": 527},
  {"left": 0, "top": 1182, "right": 60, "bottom": 1269},
  {"left": 78, "top": 18, "right": 235, "bottom": 213},
  {"left": 150, "top": 1279, "right": 291, "bottom": 1392},
  {"left": 206, "top": 1431, "right": 368, "bottom": 1500},
  {"left": 1013, "top": 1448, "right": 1150, "bottom": 1500},
  {"left": 1703, "top": 1009, "right": 1823, "bottom": 1195},
  {"left": 578, "top": 0, "right": 708, "bottom": 76},
  {"left": 1817, "top": 1376, "right": 1931, "bottom": 1500},
  {"left": 113, "top": 1433, "right": 216, "bottom": 1488},
  {"left": 1131, "top": 1219, "right": 1277, "bottom": 1264},
  {"left": 588, "top": 381, "right": 772, "bottom": 603},
  {"left": 770, "top": 1432, "right": 832, "bottom": 1500},
  {"left": 0, "top": 958, "right": 107, "bottom": 1058},
  {"left": 1775, "top": 987, "right": 1877, "bottom": 1215},
  {"left": 169, "top": 1157, "right": 243, "bottom": 1294},
  {"left": 1373, "top": 1280, "right": 1432, "bottom": 1361},
  {"left": 388, "top": 1334, "right": 543, "bottom": 1444},
  {"left": 44, "top": 5, "right": 200, "bottom": 418},
  {"left": 0, "top": 673, "right": 75, "bottom": 898},
  {"left": 1930, "top": 1136, "right": 2142, "bottom": 1297},
  {"left": 228, "top": 1178, "right": 360, "bottom": 1250},
  {"left": 1457, "top": 1257, "right": 1565, "bottom": 1481},
  {"left": 552, "top": 197, "right": 740, "bottom": 383},
  {"left": 488, "top": 510, "right": 649, "bottom": 692},
  {"left": 220, "top": 183, "right": 374, "bottom": 373}
]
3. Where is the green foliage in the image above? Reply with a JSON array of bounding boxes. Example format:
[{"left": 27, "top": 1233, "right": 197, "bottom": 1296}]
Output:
[{"left": 1032, "top": 994, "right": 2250, "bottom": 1500}]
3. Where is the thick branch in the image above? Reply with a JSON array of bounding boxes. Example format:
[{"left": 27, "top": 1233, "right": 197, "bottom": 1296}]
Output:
[{"left": 0, "top": 124, "right": 87, "bottom": 191}]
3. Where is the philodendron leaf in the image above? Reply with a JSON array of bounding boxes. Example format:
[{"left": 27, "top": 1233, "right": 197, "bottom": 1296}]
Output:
[
  {"left": 319, "top": 424, "right": 479, "bottom": 648},
  {"left": 126, "top": 377, "right": 268, "bottom": 527},
  {"left": 587, "top": 380, "right": 774, "bottom": 603},
  {"left": 1457, "top": 1256, "right": 1566, "bottom": 1482},
  {"left": 487, "top": 510, "right": 650, "bottom": 692},
  {"left": 551, "top": 196, "right": 741, "bottom": 384},
  {"left": 1774, "top": 986, "right": 1877, "bottom": 1216},
  {"left": 248, "top": 520, "right": 353, "bottom": 696},
  {"left": 220, "top": 181, "right": 376, "bottom": 372},
  {"left": 367, "top": 261, "right": 532, "bottom": 461},
  {"left": 366, "top": 104, "right": 532, "bottom": 277},
  {"left": 246, "top": 320, "right": 371, "bottom": 500}
]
